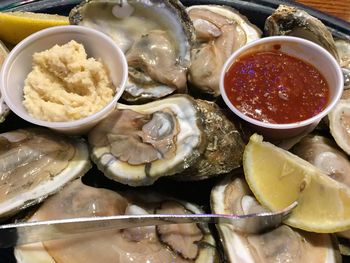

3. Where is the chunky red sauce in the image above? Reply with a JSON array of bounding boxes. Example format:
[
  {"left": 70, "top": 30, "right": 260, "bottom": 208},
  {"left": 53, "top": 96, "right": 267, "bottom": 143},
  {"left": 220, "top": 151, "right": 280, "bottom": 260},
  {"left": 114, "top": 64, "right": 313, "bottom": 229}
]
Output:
[{"left": 224, "top": 50, "right": 329, "bottom": 124}]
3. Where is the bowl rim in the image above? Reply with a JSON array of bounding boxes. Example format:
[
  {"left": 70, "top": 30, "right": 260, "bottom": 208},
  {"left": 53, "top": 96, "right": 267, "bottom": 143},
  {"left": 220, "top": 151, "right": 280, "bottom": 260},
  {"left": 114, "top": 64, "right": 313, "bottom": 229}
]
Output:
[
  {"left": 0, "top": 25, "right": 128, "bottom": 129},
  {"left": 219, "top": 35, "right": 344, "bottom": 130}
]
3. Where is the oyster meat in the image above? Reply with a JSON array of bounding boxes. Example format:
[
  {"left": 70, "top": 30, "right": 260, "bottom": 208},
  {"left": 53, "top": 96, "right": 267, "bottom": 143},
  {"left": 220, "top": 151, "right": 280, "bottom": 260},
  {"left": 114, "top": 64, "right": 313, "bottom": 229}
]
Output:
[
  {"left": 211, "top": 175, "right": 341, "bottom": 262},
  {"left": 187, "top": 5, "right": 261, "bottom": 97},
  {"left": 265, "top": 5, "right": 340, "bottom": 62},
  {"left": 70, "top": 0, "right": 194, "bottom": 102},
  {"left": 0, "top": 40, "right": 9, "bottom": 123},
  {"left": 328, "top": 100, "right": 350, "bottom": 155},
  {"left": 0, "top": 128, "right": 91, "bottom": 219},
  {"left": 292, "top": 135, "right": 350, "bottom": 187},
  {"left": 292, "top": 134, "right": 350, "bottom": 242},
  {"left": 88, "top": 95, "right": 244, "bottom": 186},
  {"left": 331, "top": 39, "right": 350, "bottom": 142},
  {"left": 15, "top": 179, "right": 218, "bottom": 263}
]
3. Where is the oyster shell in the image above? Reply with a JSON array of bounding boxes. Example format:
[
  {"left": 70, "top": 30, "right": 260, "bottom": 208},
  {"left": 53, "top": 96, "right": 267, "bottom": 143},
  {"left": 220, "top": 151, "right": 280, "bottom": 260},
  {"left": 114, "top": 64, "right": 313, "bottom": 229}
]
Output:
[
  {"left": 0, "top": 40, "right": 9, "bottom": 123},
  {"left": 211, "top": 175, "right": 341, "bottom": 262},
  {"left": 265, "top": 5, "right": 340, "bottom": 62},
  {"left": 336, "top": 39, "right": 350, "bottom": 70},
  {"left": 187, "top": 5, "right": 261, "bottom": 97},
  {"left": 0, "top": 128, "right": 91, "bottom": 219},
  {"left": 88, "top": 95, "right": 244, "bottom": 186},
  {"left": 328, "top": 100, "right": 350, "bottom": 155},
  {"left": 336, "top": 39, "right": 350, "bottom": 89},
  {"left": 70, "top": 0, "right": 194, "bottom": 103},
  {"left": 15, "top": 179, "right": 218, "bottom": 263},
  {"left": 175, "top": 99, "right": 245, "bottom": 180}
]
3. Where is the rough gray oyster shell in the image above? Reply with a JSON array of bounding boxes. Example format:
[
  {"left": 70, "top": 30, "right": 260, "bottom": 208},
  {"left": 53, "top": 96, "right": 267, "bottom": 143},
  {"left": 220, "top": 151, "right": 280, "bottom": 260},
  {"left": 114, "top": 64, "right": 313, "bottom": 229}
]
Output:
[{"left": 265, "top": 5, "right": 340, "bottom": 62}]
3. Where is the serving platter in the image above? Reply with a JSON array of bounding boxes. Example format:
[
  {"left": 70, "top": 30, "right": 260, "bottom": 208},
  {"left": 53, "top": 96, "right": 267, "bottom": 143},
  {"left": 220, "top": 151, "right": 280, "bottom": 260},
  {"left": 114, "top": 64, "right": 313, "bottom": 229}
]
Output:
[{"left": 0, "top": 0, "right": 350, "bottom": 262}]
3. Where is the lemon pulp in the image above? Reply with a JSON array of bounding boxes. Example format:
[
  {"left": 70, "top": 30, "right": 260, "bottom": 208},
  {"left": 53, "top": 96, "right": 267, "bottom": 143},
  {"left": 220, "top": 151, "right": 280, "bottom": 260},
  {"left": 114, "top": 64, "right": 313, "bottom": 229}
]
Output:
[{"left": 244, "top": 134, "right": 350, "bottom": 233}]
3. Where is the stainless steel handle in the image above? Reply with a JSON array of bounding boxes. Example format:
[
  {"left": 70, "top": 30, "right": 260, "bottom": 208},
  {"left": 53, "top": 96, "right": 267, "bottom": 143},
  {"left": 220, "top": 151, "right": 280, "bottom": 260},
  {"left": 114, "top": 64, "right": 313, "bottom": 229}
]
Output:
[{"left": 0, "top": 201, "right": 297, "bottom": 248}]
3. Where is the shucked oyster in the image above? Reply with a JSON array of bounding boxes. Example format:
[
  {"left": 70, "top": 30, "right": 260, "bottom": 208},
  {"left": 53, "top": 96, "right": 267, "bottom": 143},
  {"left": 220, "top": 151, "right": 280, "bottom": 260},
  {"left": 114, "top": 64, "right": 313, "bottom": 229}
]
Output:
[
  {"left": 265, "top": 5, "right": 340, "bottom": 62},
  {"left": 15, "top": 179, "right": 218, "bottom": 263},
  {"left": 0, "top": 128, "right": 91, "bottom": 219},
  {"left": 88, "top": 95, "right": 244, "bottom": 186},
  {"left": 70, "top": 0, "right": 194, "bottom": 103},
  {"left": 319, "top": 40, "right": 350, "bottom": 152},
  {"left": 0, "top": 40, "right": 9, "bottom": 123},
  {"left": 187, "top": 5, "right": 261, "bottom": 97},
  {"left": 328, "top": 100, "right": 350, "bottom": 155},
  {"left": 211, "top": 176, "right": 341, "bottom": 262},
  {"left": 292, "top": 135, "right": 350, "bottom": 187},
  {"left": 292, "top": 134, "right": 350, "bottom": 246}
]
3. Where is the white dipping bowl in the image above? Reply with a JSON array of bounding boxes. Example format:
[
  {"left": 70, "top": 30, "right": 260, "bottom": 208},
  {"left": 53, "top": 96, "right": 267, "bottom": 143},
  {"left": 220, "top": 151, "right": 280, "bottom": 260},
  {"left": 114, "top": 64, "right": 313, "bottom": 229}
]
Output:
[
  {"left": 0, "top": 25, "right": 128, "bottom": 134},
  {"left": 220, "top": 36, "right": 343, "bottom": 140}
]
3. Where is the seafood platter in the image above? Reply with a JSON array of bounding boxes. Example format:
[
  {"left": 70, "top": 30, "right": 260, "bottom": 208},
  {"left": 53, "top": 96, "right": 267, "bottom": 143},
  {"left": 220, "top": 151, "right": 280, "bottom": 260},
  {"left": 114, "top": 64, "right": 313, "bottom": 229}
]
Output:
[{"left": 0, "top": 0, "right": 350, "bottom": 262}]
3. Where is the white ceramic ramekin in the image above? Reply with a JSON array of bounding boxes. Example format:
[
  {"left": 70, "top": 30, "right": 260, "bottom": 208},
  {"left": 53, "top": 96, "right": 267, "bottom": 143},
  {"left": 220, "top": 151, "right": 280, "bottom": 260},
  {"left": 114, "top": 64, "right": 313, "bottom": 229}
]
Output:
[
  {"left": 0, "top": 25, "right": 128, "bottom": 134},
  {"left": 220, "top": 36, "right": 343, "bottom": 140}
]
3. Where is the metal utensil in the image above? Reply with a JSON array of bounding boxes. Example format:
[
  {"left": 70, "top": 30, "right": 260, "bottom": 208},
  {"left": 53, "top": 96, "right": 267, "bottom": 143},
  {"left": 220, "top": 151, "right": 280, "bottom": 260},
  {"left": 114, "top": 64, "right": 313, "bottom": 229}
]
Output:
[{"left": 0, "top": 201, "right": 297, "bottom": 248}]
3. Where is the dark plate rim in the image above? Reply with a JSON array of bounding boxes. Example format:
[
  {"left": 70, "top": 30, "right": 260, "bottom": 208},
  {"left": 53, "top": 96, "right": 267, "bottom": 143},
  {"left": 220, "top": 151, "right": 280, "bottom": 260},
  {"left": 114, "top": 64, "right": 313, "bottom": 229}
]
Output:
[{"left": 4, "top": 0, "right": 349, "bottom": 39}]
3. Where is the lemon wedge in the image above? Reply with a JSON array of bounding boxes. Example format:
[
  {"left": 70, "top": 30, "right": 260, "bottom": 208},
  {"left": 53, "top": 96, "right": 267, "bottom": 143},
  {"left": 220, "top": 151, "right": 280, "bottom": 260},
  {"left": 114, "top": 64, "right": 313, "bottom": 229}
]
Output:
[
  {"left": 244, "top": 133, "right": 350, "bottom": 233},
  {"left": 0, "top": 11, "right": 69, "bottom": 44}
]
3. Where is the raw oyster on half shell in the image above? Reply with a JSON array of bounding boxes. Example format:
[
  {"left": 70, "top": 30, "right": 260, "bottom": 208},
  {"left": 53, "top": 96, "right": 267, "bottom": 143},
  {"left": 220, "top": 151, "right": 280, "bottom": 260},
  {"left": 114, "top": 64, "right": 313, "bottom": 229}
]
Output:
[
  {"left": 0, "top": 128, "right": 91, "bottom": 219},
  {"left": 331, "top": 40, "right": 350, "bottom": 141},
  {"left": 88, "top": 95, "right": 244, "bottom": 186},
  {"left": 15, "top": 179, "right": 218, "bottom": 263},
  {"left": 328, "top": 100, "right": 350, "bottom": 155},
  {"left": 292, "top": 134, "right": 350, "bottom": 246},
  {"left": 70, "top": 0, "right": 194, "bottom": 103},
  {"left": 0, "top": 40, "right": 9, "bottom": 123},
  {"left": 265, "top": 5, "right": 340, "bottom": 62},
  {"left": 211, "top": 175, "right": 341, "bottom": 262},
  {"left": 187, "top": 5, "right": 261, "bottom": 97},
  {"left": 292, "top": 135, "right": 350, "bottom": 187}
]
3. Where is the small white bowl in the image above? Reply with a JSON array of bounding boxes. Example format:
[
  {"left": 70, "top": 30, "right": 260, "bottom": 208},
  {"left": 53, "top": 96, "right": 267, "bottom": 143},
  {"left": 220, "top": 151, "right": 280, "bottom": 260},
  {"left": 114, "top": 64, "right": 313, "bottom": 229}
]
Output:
[
  {"left": 0, "top": 25, "right": 128, "bottom": 134},
  {"left": 220, "top": 36, "right": 343, "bottom": 140}
]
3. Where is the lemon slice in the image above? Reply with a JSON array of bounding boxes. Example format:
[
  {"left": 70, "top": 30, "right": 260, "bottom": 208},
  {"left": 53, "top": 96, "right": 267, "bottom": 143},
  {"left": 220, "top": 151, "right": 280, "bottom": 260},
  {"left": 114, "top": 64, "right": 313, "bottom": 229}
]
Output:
[
  {"left": 244, "top": 133, "right": 350, "bottom": 233},
  {"left": 0, "top": 11, "right": 69, "bottom": 44}
]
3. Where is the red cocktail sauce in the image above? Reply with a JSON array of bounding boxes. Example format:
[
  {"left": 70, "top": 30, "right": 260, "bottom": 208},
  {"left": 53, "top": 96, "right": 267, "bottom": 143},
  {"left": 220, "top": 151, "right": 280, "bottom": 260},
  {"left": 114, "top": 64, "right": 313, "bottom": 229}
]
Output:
[{"left": 224, "top": 50, "right": 329, "bottom": 124}]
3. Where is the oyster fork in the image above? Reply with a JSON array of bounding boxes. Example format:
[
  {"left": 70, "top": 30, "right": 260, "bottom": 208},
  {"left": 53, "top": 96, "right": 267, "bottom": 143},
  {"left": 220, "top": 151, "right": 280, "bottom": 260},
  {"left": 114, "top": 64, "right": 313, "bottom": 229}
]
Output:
[{"left": 0, "top": 201, "right": 297, "bottom": 248}]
